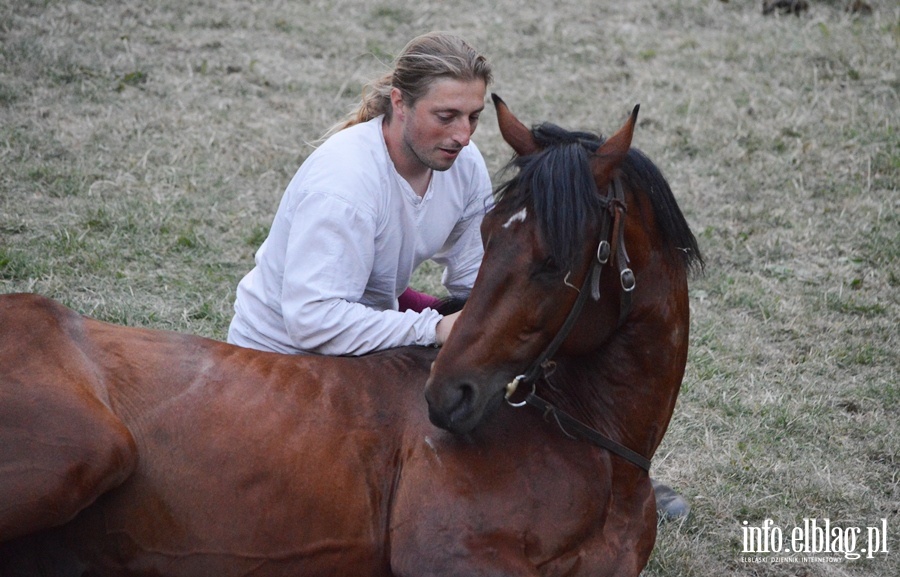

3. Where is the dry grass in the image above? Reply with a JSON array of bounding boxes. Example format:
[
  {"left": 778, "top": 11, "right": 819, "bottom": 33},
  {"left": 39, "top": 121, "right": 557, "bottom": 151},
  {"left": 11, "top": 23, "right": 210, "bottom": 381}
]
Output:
[{"left": 1, "top": 1, "right": 898, "bottom": 575}]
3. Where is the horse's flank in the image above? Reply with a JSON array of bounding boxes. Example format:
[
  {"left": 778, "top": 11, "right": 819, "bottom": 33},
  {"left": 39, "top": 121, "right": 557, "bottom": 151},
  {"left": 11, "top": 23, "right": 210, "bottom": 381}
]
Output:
[{"left": 0, "top": 294, "right": 407, "bottom": 571}]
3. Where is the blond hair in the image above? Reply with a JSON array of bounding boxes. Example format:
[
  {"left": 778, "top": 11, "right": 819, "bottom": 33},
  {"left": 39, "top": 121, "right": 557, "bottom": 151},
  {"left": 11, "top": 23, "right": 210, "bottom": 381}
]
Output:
[{"left": 325, "top": 32, "right": 492, "bottom": 137}]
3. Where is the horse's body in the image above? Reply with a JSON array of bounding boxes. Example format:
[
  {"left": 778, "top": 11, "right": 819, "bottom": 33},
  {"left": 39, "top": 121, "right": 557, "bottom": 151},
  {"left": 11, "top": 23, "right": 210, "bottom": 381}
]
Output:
[
  {"left": 0, "top": 295, "right": 630, "bottom": 576},
  {"left": 0, "top": 96, "right": 700, "bottom": 576}
]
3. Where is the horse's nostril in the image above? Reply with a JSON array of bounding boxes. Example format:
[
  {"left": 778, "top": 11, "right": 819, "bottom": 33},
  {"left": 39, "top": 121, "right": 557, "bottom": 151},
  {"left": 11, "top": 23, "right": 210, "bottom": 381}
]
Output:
[
  {"left": 448, "top": 382, "right": 475, "bottom": 424},
  {"left": 427, "top": 381, "right": 478, "bottom": 433},
  {"left": 457, "top": 382, "right": 474, "bottom": 406},
  {"left": 427, "top": 403, "right": 450, "bottom": 430}
]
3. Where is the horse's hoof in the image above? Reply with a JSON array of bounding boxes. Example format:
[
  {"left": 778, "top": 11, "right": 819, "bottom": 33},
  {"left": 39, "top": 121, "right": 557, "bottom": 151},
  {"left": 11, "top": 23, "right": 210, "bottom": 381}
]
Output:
[{"left": 651, "top": 479, "right": 690, "bottom": 522}]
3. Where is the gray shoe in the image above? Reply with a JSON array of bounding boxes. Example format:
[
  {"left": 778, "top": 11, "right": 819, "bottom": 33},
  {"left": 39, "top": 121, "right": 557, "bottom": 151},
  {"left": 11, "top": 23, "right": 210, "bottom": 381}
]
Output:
[{"left": 651, "top": 478, "right": 690, "bottom": 521}]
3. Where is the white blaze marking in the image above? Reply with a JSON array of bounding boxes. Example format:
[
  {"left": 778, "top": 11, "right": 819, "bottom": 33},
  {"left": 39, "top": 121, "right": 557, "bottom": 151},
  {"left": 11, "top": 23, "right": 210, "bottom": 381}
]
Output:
[{"left": 502, "top": 208, "right": 528, "bottom": 229}]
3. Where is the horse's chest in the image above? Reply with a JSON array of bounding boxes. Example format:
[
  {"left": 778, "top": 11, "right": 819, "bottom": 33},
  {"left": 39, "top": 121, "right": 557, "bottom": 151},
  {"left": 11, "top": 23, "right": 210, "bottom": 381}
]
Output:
[{"left": 390, "top": 431, "right": 612, "bottom": 573}]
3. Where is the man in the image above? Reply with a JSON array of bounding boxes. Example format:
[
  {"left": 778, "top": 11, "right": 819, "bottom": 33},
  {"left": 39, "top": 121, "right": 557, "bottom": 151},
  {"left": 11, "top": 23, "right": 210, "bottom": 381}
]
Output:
[{"left": 228, "top": 32, "right": 492, "bottom": 355}]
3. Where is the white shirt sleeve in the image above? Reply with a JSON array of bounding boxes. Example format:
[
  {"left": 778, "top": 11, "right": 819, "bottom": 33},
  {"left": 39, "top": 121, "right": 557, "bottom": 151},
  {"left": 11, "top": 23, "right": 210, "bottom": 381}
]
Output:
[{"left": 280, "top": 191, "right": 442, "bottom": 356}]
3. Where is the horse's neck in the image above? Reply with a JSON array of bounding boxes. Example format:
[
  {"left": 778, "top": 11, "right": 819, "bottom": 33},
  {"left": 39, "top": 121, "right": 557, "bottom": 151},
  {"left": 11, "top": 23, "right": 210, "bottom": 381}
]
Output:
[{"left": 545, "top": 334, "right": 682, "bottom": 459}]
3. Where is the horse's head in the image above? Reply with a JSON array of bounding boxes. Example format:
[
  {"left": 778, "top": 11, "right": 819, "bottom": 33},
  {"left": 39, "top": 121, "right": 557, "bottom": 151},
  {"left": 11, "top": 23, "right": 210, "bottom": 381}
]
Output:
[{"left": 424, "top": 95, "right": 644, "bottom": 435}]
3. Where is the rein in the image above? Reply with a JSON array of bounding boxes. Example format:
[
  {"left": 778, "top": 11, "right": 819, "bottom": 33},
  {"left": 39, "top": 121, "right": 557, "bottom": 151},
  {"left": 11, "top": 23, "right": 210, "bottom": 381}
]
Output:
[{"left": 503, "top": 178, "right": 651, "bottom": 472}]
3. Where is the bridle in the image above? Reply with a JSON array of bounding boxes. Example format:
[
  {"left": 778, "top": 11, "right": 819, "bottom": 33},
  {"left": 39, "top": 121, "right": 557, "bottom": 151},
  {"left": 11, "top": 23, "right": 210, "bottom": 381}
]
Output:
[{"left": 502, "top": 177, "right": 651, "bottom": 472}]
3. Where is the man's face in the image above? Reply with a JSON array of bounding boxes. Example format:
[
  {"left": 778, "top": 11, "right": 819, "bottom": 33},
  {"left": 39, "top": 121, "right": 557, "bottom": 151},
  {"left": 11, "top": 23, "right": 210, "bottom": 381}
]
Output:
[{"left": 398, "top": 77, "right": 487, "bottom": 172}]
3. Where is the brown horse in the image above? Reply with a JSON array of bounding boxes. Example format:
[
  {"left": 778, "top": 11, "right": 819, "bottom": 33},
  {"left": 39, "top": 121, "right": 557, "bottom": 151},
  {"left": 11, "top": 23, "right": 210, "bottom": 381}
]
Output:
[{"left": 0, "top": 96, "right": 701, "bottom": 576}]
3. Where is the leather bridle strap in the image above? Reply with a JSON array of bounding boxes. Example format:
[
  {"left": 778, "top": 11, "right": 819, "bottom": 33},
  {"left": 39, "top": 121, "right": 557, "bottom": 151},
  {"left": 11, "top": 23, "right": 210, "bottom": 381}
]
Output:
[
  {"left": 508, "top": 255, "right": 599, "bottom": 389},
  {"left": 503, "top": 177, "right": 650, "bottom": 472},
  {"left": 523, "top": 391, "right": 652, "bottom": 471},
  {"left": 610, "top": 178, "right": 635, "bottom": 325}
]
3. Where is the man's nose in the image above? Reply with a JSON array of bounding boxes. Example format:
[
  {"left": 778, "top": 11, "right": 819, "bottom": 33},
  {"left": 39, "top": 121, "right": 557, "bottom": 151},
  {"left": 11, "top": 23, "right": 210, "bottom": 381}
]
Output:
[{"left": 452, "top": 119, "right": 473, "bottom": 147}]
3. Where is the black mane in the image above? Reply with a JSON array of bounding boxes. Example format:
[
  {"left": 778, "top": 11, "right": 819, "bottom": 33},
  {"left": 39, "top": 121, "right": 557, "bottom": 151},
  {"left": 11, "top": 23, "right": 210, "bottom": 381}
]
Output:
[{"left": 495, "top": 122, "right": 703, "bottom": 274}]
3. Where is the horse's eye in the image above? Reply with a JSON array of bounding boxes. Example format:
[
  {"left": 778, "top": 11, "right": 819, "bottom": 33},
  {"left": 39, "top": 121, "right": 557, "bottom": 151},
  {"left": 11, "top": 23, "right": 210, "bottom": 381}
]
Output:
[{"left": 532, "top": 257, "right": 561, "bottom": 279}]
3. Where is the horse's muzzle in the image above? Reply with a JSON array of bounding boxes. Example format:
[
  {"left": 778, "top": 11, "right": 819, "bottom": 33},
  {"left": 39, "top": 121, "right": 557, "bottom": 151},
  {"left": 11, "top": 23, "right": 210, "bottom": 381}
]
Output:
[{"left": 424, "top": 377, "right": 481, "bottom": 434}]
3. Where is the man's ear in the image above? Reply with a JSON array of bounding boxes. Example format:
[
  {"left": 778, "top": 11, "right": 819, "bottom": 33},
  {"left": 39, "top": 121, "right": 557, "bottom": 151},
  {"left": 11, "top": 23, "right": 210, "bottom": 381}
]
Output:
[{"left": 390, "top": 87, "right": 406, "bottom": 121}]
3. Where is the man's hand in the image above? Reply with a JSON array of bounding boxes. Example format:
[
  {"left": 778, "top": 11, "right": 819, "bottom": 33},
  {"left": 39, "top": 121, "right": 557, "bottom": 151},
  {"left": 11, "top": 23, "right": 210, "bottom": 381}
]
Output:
[{"left": 435, "top": 310, "right": 461, "bottom": 346}]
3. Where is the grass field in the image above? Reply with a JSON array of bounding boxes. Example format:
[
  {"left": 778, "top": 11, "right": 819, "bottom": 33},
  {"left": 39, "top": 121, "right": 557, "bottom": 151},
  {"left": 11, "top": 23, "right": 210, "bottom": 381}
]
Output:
[{"left": 1, "top": 0, "right": 897, "bottom": 575}]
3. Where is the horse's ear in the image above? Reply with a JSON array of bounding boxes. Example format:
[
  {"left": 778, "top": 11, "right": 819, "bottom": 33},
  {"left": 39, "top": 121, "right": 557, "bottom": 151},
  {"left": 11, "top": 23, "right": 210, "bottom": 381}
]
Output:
[
  {"left": 591, "top": 104, "right": 639, "bottom": 185},
  {"left": 492, "top": 93, "right": 540, "bottom": 157}
]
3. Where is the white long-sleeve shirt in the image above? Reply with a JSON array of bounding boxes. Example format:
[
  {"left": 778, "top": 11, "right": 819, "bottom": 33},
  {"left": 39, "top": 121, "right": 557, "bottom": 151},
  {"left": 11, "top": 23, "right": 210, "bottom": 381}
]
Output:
[{"left": 227, "top": 116, "right": 493, "bottom": 355}]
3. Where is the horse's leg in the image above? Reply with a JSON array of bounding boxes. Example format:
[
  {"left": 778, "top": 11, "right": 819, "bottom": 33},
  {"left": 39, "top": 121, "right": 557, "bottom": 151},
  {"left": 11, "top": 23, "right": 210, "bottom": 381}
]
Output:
[
  {"left": 0, "top": 374, "right": 138, "bottom": 542},
  {"left": 0, "top": 298, "right": 138, "bottom": 543}
]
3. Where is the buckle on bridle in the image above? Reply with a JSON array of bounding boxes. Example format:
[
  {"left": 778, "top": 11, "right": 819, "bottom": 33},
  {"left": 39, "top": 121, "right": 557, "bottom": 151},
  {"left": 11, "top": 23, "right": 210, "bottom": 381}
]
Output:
[
  {"left": 620, "top": 268, "right": 636, "bottom": 292},
  {"left": 596, "top": 240, "right": 610, "bottom": 264}
]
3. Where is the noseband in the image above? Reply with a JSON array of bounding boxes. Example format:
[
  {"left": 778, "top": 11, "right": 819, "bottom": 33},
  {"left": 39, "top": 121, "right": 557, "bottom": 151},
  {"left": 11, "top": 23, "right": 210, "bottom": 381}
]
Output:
[{"left": 504, "top": 178, "right": 651, "bottom": 472}]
